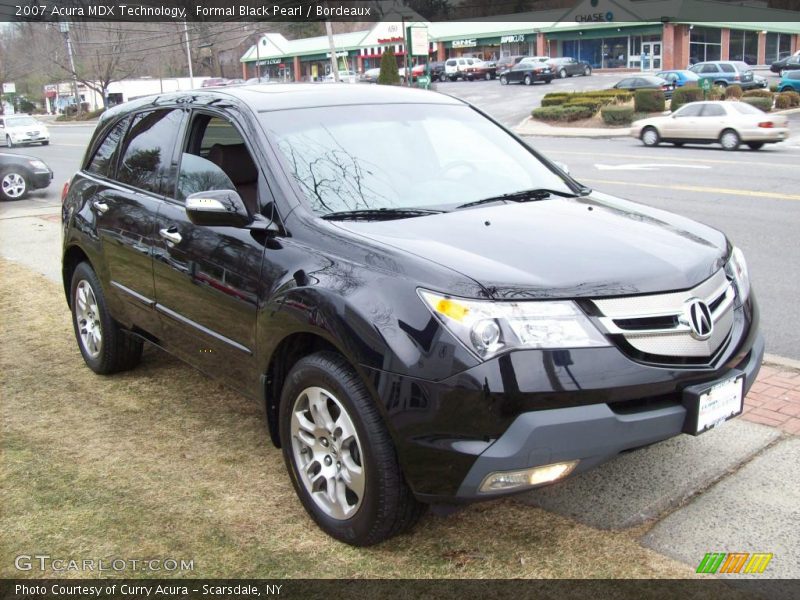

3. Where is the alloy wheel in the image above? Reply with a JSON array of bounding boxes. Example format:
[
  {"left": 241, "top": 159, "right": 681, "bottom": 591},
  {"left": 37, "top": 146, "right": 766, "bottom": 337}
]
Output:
[
  {"left": 642, "top": 128, "right": 659, "bottom": 146},
  {"left": 720, "top": 130, "right": 740, "bottom": 150},
  {"left": 1, "top": 172, "right": 26, "bottom": 199},
  {"left": 290, "top": 386, "right": 365, "bottom": 520},
  {"left": 75, "top": 280, "right": 103, "bottom": 358}
]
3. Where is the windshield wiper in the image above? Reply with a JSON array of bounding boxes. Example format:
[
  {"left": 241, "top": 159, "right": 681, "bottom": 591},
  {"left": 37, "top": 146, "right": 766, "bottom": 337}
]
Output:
[
  {"left": 321, "top": 208, "right": 445, "bottom": 221},
  {"left": 456, "top": 187, "right": 589, "bottom": 210}
]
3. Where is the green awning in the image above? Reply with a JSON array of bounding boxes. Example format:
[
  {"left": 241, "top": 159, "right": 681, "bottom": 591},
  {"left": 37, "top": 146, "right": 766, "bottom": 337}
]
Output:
[{"left": 547, "top": 24, "right": 663, "bottom": 41}]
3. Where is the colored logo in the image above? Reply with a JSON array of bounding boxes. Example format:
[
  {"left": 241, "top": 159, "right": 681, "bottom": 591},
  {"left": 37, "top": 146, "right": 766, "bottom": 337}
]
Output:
[{"left": 696, "top": 552, "right": 773, "bottom": 574}]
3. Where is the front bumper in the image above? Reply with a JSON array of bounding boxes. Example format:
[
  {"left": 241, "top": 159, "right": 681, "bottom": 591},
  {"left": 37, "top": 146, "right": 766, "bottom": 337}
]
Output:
[
  {"left": 30, "top": 169, "right": 53, "bottom": 191},
  {"left": 365, "top": 299, "right": 761, "bottom": 503},
  {"left": 10, "top": 134, "right": 49, "bottom": 144}
]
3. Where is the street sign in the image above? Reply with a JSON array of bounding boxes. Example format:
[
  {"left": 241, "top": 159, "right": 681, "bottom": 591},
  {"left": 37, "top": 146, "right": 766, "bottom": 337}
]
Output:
[
  {"left": 409, "top": 26, "right": 429, "bottom": 56},
  {"left": 701, "top": 78, "right": 711, "bottom": 91},
  {"left": 2, "top": 83, "right": 15, "bottom": 94},
  {"left": 417, "top": 75, "right": 431, "bottom": 89}
]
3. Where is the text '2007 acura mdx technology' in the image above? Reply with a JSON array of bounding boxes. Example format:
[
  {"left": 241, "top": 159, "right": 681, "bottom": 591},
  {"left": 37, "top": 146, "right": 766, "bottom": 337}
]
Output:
[{"left": 62, "top": 84, "right": 762, "bottom": 546}]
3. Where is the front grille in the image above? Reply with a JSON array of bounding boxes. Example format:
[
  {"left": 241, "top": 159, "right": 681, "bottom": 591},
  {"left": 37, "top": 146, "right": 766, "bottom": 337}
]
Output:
[{"left": 589, "top": 270, "right": 735, "bottom": 365}]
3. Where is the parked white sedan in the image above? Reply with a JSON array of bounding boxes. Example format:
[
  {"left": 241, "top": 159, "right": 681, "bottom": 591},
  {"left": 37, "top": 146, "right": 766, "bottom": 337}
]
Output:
[
  {"left": 631, "top": 101, "right": 789, "bottom": 150},
  {"left": 0, "top": 115, "right": 50, "bottom": 148}
]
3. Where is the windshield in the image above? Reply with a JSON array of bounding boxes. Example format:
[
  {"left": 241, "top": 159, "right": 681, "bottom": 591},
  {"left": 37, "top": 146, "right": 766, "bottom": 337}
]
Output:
[
  {"left": 263, "top": 103, "right": 572, "bottom": 216},
  {"left": 6, "top": 116, "right": 38, "bottom": 127}
]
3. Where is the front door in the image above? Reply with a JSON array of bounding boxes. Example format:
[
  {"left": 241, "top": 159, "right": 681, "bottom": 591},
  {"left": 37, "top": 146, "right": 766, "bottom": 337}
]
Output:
[
  {"left": 643, "top": 42, "right": 662, "bottom": 71},
  {"left": 152, "top": 111, "right": 270, "bottom": 393}
]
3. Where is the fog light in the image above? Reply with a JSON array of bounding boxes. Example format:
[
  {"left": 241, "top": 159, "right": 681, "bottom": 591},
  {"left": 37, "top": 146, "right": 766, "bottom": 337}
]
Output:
[{"left": 479, "top": 460, "right": 578, "bottom": 493}]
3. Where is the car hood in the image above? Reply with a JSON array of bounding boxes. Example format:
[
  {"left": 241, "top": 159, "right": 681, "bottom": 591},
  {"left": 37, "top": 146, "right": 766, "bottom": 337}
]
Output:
[
  {"left": 333, "top": 193, "right": 728, "bottom": 299},
  {"left": 5, "top": 123, "right": 46, "bottom": 132}
]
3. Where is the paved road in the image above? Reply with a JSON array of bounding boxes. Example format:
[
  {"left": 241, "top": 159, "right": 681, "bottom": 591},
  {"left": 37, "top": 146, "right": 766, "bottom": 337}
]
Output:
[{"left": 2, "top": 106, "right": 799, "bottom": 359}]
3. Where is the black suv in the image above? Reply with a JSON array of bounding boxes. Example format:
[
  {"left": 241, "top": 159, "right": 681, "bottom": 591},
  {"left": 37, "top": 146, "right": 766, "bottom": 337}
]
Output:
[{"left": 62, "top": 84, "right": 762, "bottom": 546}]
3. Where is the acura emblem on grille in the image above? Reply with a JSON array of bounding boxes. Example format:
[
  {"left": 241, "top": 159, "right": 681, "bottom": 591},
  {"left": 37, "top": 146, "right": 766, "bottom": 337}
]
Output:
[{"left": 685, "top": 298, "right": 713, "bottom": 341}]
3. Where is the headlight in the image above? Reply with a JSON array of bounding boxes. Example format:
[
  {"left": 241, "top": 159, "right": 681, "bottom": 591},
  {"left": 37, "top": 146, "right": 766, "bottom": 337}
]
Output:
[
  {"left": 726, "top": 246, "right": 750, "bottom": 302},
  {"left": 28, "top": 160, "right": 48, "bottom": 170},
  {"left": 419, "top": 290, "right": 609, "bottom": 360}
]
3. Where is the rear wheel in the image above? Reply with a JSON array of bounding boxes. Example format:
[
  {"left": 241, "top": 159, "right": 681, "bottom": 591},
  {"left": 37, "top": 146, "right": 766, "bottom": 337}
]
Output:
[
  {"left": 673, "top": 142, "right": 685, "bottom": 147},
  {"left": 280, "top": 352, "right": 425, "bottom": 546},
  {"left": 584, "top": 66, "right": 592, "bottom": 76},
  {"left": 485, "top": 72, "right": 492, "bottom": 81},
  {"left": 641, "top": 126, "right": 661, "bottom": 147},
  {"left": 524, "top": 74, "right": 533, "bottom": 86},
  {"left": 439, "top": 73, "right": 447, "bottom": 82},
  {"left": 719, "top": 129, "right": 740, "bottom": 151},
  {"left": 499, "top": 75, "right": 508, "bottom": 85},
  {"left": 747, "top": 142, "right": 764, "bottom": 150},
  {"left": 559, "top": 68, "right": 567, "bottom": 79},
  {"left": 5, "top": 135, "right": 12, "bottom": 148},
  {"left": 41, "top": 140, "right": 49, "bottom": 146},
  {"left": 69, "top": 262, "right": 143, "bottom": 374}
]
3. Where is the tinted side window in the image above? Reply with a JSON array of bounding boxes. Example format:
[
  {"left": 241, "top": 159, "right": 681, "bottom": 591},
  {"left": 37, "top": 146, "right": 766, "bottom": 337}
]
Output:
[
  {"left": 719, "top": 64, "right": 735, "bottom": 73},
  {"left": 701, "top": 64, "right": 718, "bottom": 73},
  {"left": 675, "top": 104, "right": 703, "bottom": 117},
  {"left": 117, "top": 109, "right": 184, "bottom": 194},
  {"left": 85, "top": 116, "right": 131, "bottom": 178}
]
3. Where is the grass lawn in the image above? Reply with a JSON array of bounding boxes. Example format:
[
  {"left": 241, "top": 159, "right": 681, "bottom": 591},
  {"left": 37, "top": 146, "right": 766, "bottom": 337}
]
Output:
[{"left": 1, "top": 258, "right": 696, "bottom": 579}]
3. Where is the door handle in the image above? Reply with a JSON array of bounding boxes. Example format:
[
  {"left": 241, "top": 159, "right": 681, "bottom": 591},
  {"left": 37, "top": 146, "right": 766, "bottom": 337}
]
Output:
[
  {"left": 159, "top": 227, "right": 182, "bottom": 245},
  {"left": 92, "top": 201, "right": 109, "bottom": 214}
]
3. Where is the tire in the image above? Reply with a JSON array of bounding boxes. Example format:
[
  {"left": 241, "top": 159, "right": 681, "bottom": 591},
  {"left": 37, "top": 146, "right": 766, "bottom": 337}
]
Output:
[
  {"left": 673, "top": 142, "right": 685, "bottom": 147},
  {"left": 584, "top": 66, "right": 592, "bottom": 76},
  {"left": 524, "top": 74, "right": 533, "bottom": 86},
  {"left": 6, "top": 135, "right": 13, "bottom": 148},
  {"left": 279, "top": 351, "right": 425, "bottom": 546},
  {"left": 641, "top": 126, "right": 661, "bottom": 147},
  {"left": 545, "top": 78, "right": 552, "bottom": 84},
  {"left": 559, "top": 68, "right": 567, "bottom": 79},
  {"left": 500, "top": 75, "right": 508, "bottom": 85},
  {"left": 747, "top": 142, "right": 764, "bottom": 150},
  {"left": 0, "top": 169, "right": 28, "bottom": 201},
  {"left": 485, "top": 72, "right": 492, "bottom": 81},
  {"left": 41, "top": 141, "right": 49, "bottom": 146},
  {"left": 719, "top": 129, "right": 740, "bottom": 151},
  {"left": 439, "top": 73, "right": 447, "bottom": 83},
  {"left": 716, "top": 81, "right": 727, "bottom": 88},
  {"left": 69, "top": 262, "right": 143, "bottom": 374}
]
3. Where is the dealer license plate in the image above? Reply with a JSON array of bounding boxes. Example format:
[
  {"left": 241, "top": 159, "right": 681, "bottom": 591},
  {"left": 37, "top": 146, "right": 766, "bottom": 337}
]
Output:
[{"left": 695, "top": 376, "right": 743, "bottom": 434}]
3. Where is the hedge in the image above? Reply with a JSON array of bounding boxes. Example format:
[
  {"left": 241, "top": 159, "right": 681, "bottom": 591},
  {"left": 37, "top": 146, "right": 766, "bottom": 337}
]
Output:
[
  {"left": 564, "top": 99, "right": 605, "bottom": 112},
  {"left": 541, "top": 96, "right": 569, "bottom": 106},
  {"left": 634, "top": 89, "right": 665, "bottom": 113},
  {"left": 670, "top": 86, "right": 704, "bottom": 111},
  {"left": 743, "top": 89, "right": 773, "bottom": 98},
  {"left": 706, "top": 86, "right": 725, "bottom": 101},
  {"left": 741, "top": 97, "right": 773, "bottom": 112},
  {"left": 775, "top": 92, "right": 800, "bottom": 109},
  {"left": 531, "top": 105, "right": 597, "bottom": 122},
  {"left": 724, "top": 84, "right": 743, "bottom": 99},
  {"left": 601, "top": 105, "right": 635, "bottom": 125}
]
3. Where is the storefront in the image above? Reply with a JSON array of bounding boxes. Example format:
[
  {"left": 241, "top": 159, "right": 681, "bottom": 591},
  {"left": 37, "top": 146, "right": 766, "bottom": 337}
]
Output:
[{"left": 549, "top": 24, "right": 664, "bottom": 69}]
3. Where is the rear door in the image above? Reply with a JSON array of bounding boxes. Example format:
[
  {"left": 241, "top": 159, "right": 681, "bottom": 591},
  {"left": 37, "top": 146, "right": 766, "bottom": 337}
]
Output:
[
  {"left": 697, "top": 103, "right": 729, "bottom": 139},
  {"left": 152, "top": 109, "right": 270, "bottom": 391},
  {"left": 87, "top": 111, "right": 184, "bottom": 336}
]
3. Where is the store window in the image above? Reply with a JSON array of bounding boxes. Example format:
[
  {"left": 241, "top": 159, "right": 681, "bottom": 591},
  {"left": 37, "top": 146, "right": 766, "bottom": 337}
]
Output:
[
  {"left": 689, "top": 27, "right": 722, "bottom": 64},
  {"left": 766, "top": 32, "right": 792, "bottom": 64},
  {"left": 728, "top": 29, "right": 759, "bottom": 65}
]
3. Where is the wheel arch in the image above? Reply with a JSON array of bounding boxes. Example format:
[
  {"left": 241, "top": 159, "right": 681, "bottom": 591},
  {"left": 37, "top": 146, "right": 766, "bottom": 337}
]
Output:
[{"left": 62, "top": 244, "right": 92, "bottom": 307}]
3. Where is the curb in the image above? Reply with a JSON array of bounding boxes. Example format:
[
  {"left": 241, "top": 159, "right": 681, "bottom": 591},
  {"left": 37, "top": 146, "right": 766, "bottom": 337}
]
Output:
[
  {"left": 763, "top": 353, "right": 800, "bottom": 371},
  {"left": 515, "top": 116, "right": 631, "bottom": 138}
]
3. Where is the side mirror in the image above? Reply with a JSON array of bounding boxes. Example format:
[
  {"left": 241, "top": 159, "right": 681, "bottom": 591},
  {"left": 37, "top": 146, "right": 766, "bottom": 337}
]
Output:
[
  {"left": 553, "top": 161, "right": 570, "bottom": 175},
  {"left": 185, "top": 190, "right": 250, "bottom": 228}
]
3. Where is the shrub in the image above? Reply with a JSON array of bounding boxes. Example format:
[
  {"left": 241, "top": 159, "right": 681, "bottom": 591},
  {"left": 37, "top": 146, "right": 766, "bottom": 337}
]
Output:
[
  {"left": 670, "top": 86, "right": 704, "bottom": 111},
  {"left": 779, "top": 90, "right": 800, "bottom": 107},
  {"left": 743, "top": 89, "right": 773, "bottom": 98},
  {"left": 541, "top": 96, "right": 569, "bottom": 106},
  {"left": 564, "top": 99, "right": 604, "bottom": 112},
  {"left": 531, "top": 105, "right": 597, "bottom": 122},
  {"left": 634, "top": 89, "right": 665, "bottom": 113},
  {"left": 707, "top": 85, "right": 725, "bottom": 101},
  {"left": 741, "top": 97, "right": 773, "bottom": 112},
  {"left": 601, "top": 105, "right": 635, "bottom": 125},
  {"left": 378, "top": 47, "right": 400, "bottom": 85},
  {"left": 769, "top": 84, "right": 779, "bottom": 93},
  {"left": 725, "top": 84, "right": 743, "bottom": 99}
]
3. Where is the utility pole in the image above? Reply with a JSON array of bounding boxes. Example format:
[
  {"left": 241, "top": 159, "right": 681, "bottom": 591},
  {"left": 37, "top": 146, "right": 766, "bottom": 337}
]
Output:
[
  {"left": 182, "top": 21, "right": 194, "bottom": 88},
  {"left": 59, "top": 22, "right": 82, "bottom": 117},
  {"left": 255, "top": 33, "right": 261, "bottom": 80},
  {"left": 325, "top": 21, "right": 340, "bottom": 82}
]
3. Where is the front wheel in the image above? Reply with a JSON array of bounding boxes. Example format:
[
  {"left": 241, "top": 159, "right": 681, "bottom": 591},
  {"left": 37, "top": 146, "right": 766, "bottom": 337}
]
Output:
[
  {"left": 524, "top": 74, "right": 533, "bottom": 86},
  {"left": 41, "top": 140, "right": 50, "bottom": 146},
  {"left": 720, "top": 129, "right": 740, "bottom": 151},
  {"left": 747, "top": 142, "right": 764, "bottom": 150},
  {"left": 584, "top": 66, "right": 592, "bottom": 76},
  {"left": 641, "top": 126, "right": 661, "bottom": 147},
  {"left": 5, "top": 135, "right": 13, "bottom": 148},
  {"left": 439, "top": 73, "right": 447, "bottom": 82},
  {"left": 499, "top": 75, "right": 508, "bottom": 85},
  {"left": 69, "top": 262, "right": 143, "bottom": 374},
  {"left": 0, "top": 169, "right": 28, "bottom": 201},
  {"left": 485, "top": 72, "right": 492, "bottom": 81},
  {"left": 559, "top": 68, "right": 567, "bottom": 79},
  {"left": 280, "top": 352, "right": 425, "bottom": 546}
]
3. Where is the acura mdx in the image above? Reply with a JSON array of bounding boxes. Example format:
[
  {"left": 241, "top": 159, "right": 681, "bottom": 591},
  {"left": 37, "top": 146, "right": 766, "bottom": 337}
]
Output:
[{"left": 62, "top": 84, "right": 762, "bottom": 546}]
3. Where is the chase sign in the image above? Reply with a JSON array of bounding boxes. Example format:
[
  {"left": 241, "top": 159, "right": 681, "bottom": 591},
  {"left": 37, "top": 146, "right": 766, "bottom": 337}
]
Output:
[{"left": 575, "top": 11, "right": 614, "bottom": 22}]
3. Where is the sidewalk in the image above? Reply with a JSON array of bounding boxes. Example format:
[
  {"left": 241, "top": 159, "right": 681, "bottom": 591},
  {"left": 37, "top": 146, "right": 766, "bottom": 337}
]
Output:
[{"left": 743, "top": 363, "right": 800, "bottom": 434}]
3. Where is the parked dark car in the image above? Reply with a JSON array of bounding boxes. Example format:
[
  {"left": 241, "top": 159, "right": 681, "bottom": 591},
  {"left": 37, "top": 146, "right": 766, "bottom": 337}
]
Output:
[
  {"left": 62, "top": 84, "right": 762, "bottom": 547},
  {"left": 412, "top": 61, "right": 446, "bottom": 82},
  {"left": 201, "top": 78, "right": 228, "bottom": 88},
  {"left": 689, "top": 61, "right": 760, "bottom": 90},
  {"left": 494, "top": 55, "right": 526, "bottom": 73},
  {"left": 464, "top": 59, "right": 498, "bottom": 81},
  {"left": 656, "top": 69, "right": 701, "bottom": 87},
  {"left": 0, "top": 152, "right": 53, "bottom": 201},
  {"left": 613, "top": 75, "right": 675, "bottom": 99},
  {"left": 549, "top": 57, "right": 592, "bottom": 78},
  {"left": 499, "top": 57, "right": 554, "bottom": 85},
  {"left": 770, "top": 50, "right": 800, "bottom": 75}
]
